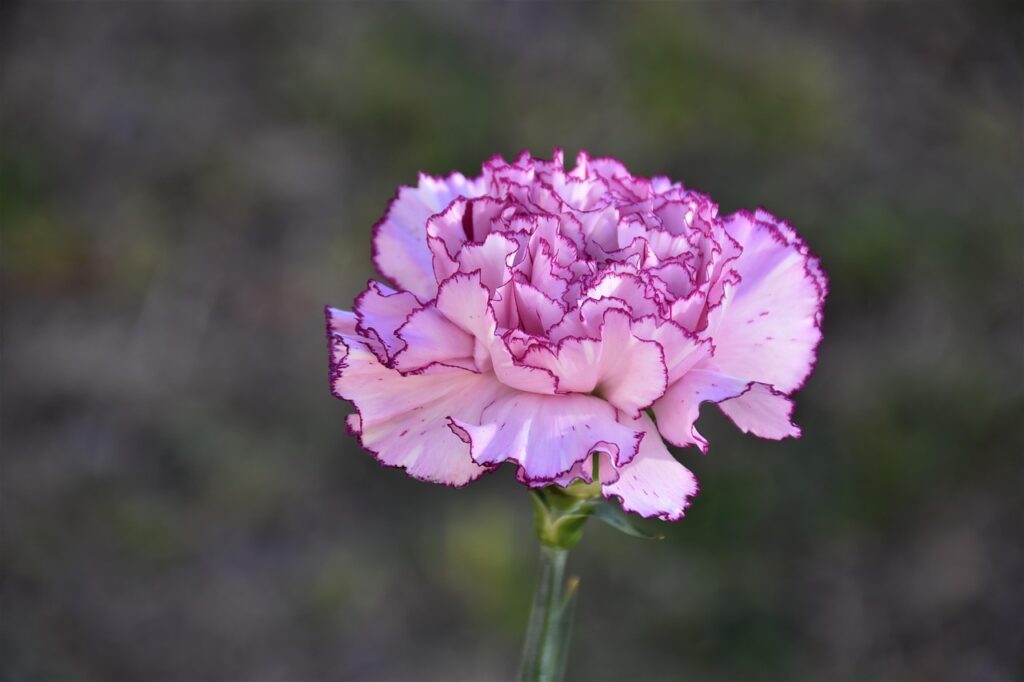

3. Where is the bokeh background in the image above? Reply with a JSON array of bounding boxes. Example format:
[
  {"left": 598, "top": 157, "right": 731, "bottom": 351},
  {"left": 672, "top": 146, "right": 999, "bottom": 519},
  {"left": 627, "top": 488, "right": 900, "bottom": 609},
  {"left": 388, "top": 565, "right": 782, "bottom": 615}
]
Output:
[{"left": 2, "top": 2, "right": 1021, "bottom": 680}]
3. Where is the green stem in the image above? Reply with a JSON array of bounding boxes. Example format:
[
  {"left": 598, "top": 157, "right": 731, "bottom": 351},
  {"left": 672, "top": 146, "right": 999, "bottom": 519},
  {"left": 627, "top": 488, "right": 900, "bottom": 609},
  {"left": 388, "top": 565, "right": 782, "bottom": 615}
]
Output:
[
  {"left": 516, "top": 465, "right": 658, "bottom": 680},
  {"left": 517, "top": 544, "right": 578, "bottom": 682}
]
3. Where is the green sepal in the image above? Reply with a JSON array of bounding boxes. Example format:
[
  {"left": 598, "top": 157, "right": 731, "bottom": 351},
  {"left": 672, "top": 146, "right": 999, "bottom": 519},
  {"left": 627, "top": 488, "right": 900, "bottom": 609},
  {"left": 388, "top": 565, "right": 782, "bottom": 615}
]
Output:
[
  {"left": 531, "top": 486, "right": 663, "bottom": 548},
  {"left": 530, "top": 489, "right": 595, "bottom": 550}
]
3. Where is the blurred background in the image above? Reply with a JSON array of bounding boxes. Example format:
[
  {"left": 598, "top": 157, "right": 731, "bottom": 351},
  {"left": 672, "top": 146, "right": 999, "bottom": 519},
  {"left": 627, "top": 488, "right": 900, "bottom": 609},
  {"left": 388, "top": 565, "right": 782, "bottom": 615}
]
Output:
[{"left": 1, "top": 2, "right": 1021, "bottom": 680}]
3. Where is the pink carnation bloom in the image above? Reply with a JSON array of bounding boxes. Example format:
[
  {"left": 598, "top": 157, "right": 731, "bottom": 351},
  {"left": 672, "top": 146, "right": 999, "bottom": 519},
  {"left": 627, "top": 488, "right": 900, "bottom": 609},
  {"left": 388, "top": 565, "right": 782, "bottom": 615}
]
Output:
[{"left": 326, "top": 151, "right": 826, "bottom": 521}]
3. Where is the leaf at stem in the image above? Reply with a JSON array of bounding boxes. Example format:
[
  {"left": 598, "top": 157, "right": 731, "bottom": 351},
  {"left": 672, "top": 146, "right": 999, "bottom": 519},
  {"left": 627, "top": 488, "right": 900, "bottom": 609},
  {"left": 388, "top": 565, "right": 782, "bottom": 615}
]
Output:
[{"left": 590, "top": 501, "right": 664, "bottom": 540}]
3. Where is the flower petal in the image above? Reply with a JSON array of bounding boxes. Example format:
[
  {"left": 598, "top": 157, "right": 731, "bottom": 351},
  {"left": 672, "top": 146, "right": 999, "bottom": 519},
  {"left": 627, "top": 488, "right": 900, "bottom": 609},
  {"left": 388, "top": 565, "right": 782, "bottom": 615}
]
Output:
[
  {"left": 327, "top": 306, "right": 359, "bottom": 336},
  {"left": 528, "top": 239, "right": 571, "bottom": 302},
  {"left": 456, "top": 232, "right": 520, "bottom": 293},
  {"left": 718, "top": 382, "right": 801, "bottom": 440},
  {"left": 602, "top": 411, "right": 698, "bottom": 521},
  {"left": 629, "top": 316, "right": 711, "bottom": 383},
  {"left": 512, "top": 280, "right": 567, "bottom": 335},
  {"left": 392, "top": 304, "right": 477, "bottom": 373},
  {"left": 329, "top": 330, "right": 507, "bottom": 486},
  {"left": 449, "top": 392, "right": 644, "bottom": 481},
  {"left": 522, "top": 308, "right": 667, "bottom": 417},
  {"left": 353, "top": 281, "right": 421, "bottom": 359},
  {"left": 373, "top": 173, "right": 485, "bottom": 298},
  {"left": 584, "top": 272, "right": 663, "bottom": 318},
  {"left": 435, "top": 271, "right": 497, "bottom": 341},
  {"left": 489, "top": 338, "right": 558, "bottom": 394},
  {"left": 705, "top": 210, "right": 825, "bottom": 392},
  {"left": 652, "top": 368, "right": 749, "bottom": 452}
]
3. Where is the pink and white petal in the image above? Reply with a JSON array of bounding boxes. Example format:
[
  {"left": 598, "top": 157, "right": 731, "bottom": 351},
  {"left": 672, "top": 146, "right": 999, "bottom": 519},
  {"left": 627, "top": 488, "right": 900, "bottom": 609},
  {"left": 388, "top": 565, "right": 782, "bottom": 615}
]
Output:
[
  {"left": 718, "top": 383, "right": 801, "bottom": 440},
  {"left": 424, "top": 196, "right": 509, "bottom": 258},
  {"left": 591, "top": 310, "right": 667, "bottom": 416},
  {"left": 450, "top": 393, "right": 644, "bottom": 482},
  {"left": 435, "top": 271, "right": 497, "bottom": 341},
  {"left": 644, "top": 230, "right": 693, "bottom": 264},
  {"left": 354, "top": 282, "right": 421, "bottom": 357},
  {"left": 704, "top": 232, "right": 743, "bottom": 303},
  {"left": 490, "top": 281, "right": 520, "bottom": 331},
  {"left": 594, "top": 235, "right": 648, "bottom": 267},
  {"left": 584, "top": 272, "right": 663, "bottom": 318},
  {"left": 393, "top": 305, "right": 476, "bottom": 373},
  {"left": 705, "top": 210, "right": 824, "bottom": 392},
  {"left": 327, "top": 306, "right": 387, "bottom": 364},
  {"left": 456, "top": 232, "right": 520, "bottom": 293},
  {"left": 615, "top": 214, "right": 648, "bottom": 250},
  {"left": 602, "top": 411, "right": 698, "bottom": 521},
  {"left": 373, "top": 174, "right": 484, "bottom": 298},
  {"left": 489, "top": 338, "right": 558, "bottom": 394},
  {"left": 630, "top": 316, "right": 712, "bottom": 383},
  {"left": 576, "top": 205, "right": 621, "bottom": 254},
  {"left": 647, "top": 261, "right": 694, "bottom": 298},
  {"left": 424, "top": 199, "right": 472, "bottom": 258},
  {"left": 528, "top": 240, "right": 571, "bottom": 302},
  {"left": 536, "top": 451, "right": 619, "bottom": 489},
  {"left": 502, "top": 329, "right": 547, "bottom": 360},
  {"left": 462, "top": 197, "right": 510, "bottom": 243},
  {"left": 513, "top": 280, "right": 567, "bottom": 335},
  {"left": 522, "top": 337, "right": 604, "bottom": 394},
  {"left": 654, "top": 196, "right": 714, "bottom": 237},
  {"left": 650, "top": 175, "right": 682, "bottom": 194},
  {"left": 551, "top": 168, "right": 608, "bottom": 211},
  {"left": 546, "top": 296, "right": 634, "bottom": 344},
  {"left": 416, "top": 172, "right": 488, "bottom": 210},
  {"left": 652, "top": 369, "right": 749, "bottom": 452},
  {"left": 522, "top": 309, "right": 667, "bottom": 417},
  {"left": 329, "top": 332, "right": 505, "bottom": 486},
  {"left": 545, "top": 308, "right": 588, "bottom": 344},
  {"left": 428, "top": 235, "right": 460, "bottom": 284},
  {"left": 752, "top": 208, "right": 828, "bottom": 322},
  {"left": 578, "top": 296, "right": 634, "bottom": 332},
  {"left": 327, "top": 306, "right": 359, "bottom": 336}
]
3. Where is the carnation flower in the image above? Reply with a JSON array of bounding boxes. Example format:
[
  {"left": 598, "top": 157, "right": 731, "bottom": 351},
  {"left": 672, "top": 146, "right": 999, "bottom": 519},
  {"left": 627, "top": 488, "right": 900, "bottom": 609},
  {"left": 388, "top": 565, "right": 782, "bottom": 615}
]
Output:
[{"left": 326, "top": 151, "right": 826, "bottom": 521}]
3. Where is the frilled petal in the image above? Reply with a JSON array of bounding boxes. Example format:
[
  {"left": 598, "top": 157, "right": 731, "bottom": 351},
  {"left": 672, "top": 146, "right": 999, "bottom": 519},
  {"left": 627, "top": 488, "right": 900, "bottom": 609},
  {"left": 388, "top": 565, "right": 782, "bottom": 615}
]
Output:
[
  {"left": 584, "top": 272, "right": 663, "bottom": 317},
  {"left": 435, "top": 271, "right": 497, "bottom": 341},
  {"left": 546, "top": 296, "right": 630, "bottom": 343},
  {"left": 489, "top": 338, "right": 559, "bottom": 394},
  {"left": 329, "top": 306, "right": 387, "bottom": 363},
  {"left": 354, "top": 282, "right": 421, "bottom": 359},
  {"left": 327, "top": 306, "right": 359, "bottom": 336},
  {"left": 539, "top": 452, "right": 618, "bottom": 488},
  {"left": 392, "top": 304, "right": 476, "bottom": 373},
  {"left": 373, "top": 174, "right": 485, "bottom": 298},
  {"left": 652, "top": 368, "right": 749, "bottom": 452},
  {"left": 647, "top": 261, "right": 694, "bottom": 297},
  {"left": 705, "top": 210, "right": 824, "bottom": 392},
  {"left": 428, "top": 272, "right": 560, "bottom": 393},
  {"left": 629, "top": 316, "right": 710, "bottom": 383},
  {"left": 449, "top": 392, "right": 644, "bottom": 482},
  {"left": 512, "top": 280, "right": 567, "bottom": 335},
  {"left": 718, "top": 382, "right": 801, "bottom": 440},
  {"left": 522, "top": 308, "right": 667, "bottom": 417},
  {"left": 602, "top": 411, "right": 698, "bottom": 521},
  {"left": 527, "top": 239, "right": 571, "bottom": 302},
  {"left": 329, "top": 324, "right": 507, "bottom": 486},
  {"left": 456, "top": 232, "right": 520, "bottom": 293}
]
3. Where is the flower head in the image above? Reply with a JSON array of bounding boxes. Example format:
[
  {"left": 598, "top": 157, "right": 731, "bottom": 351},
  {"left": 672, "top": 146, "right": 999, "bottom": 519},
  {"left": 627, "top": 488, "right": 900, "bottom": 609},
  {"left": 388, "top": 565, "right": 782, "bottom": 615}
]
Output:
[{"left": 327, "top": 151, "right": 826, "bottom": 520}]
